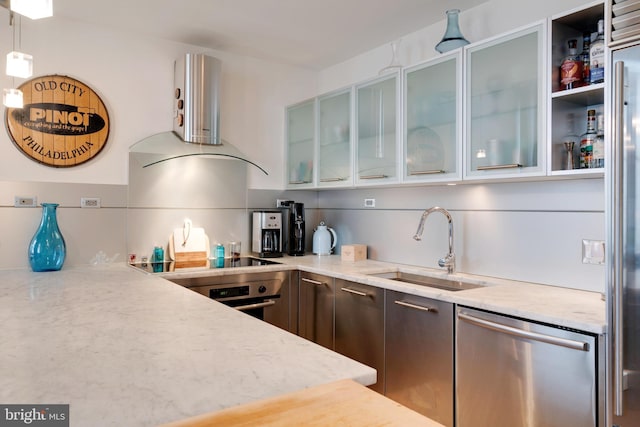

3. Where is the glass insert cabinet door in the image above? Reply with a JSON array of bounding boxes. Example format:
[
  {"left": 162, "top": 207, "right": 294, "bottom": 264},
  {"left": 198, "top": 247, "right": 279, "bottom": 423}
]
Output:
[
  {"left": 355, "top": 72, "right": 400, "bottom": 185},
  {"left": 465, "top": 22, "right": 545, "bottom": 178},
  {"left": 286, "top": 99, "right": 315, "bottom": 187},
  {"left": 404, "top": 52, "right": 462, "bottom": 182},
  {"left": 318, "top": 88, "right": 353, "bottom": 187}
]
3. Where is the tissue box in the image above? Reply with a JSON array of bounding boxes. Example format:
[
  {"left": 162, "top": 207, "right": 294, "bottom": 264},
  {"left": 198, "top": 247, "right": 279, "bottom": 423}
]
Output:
[{"left": 341, "top": 244, "right": 367, "bottom": 262}]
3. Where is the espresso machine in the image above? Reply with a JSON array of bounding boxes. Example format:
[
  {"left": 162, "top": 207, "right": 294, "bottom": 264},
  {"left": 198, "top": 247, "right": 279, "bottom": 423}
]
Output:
[
  {"left": 287, "top": 202, "right": 305, "bottom": 256},
  {"left": 252, "top": 211, "right": 283, "bottom": 258}
]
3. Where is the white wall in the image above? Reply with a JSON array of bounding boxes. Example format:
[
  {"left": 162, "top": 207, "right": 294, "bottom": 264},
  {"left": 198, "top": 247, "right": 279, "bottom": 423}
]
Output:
[
  {"left": 317, "top": 0, "right": 591, "bottom": 92},
  {"left": 0, "top": 9, "right": 317, "bottom": 188}
]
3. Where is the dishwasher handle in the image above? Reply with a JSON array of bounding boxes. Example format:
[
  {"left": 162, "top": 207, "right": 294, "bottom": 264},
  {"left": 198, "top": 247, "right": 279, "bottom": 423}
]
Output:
[{"left": 458, "top": 312, "right": 589, "bottom": 352}]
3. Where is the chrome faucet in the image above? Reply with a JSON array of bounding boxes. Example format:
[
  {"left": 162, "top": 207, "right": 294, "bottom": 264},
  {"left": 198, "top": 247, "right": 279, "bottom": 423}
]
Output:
[{"left": 413, "top": 206, "right": 455, "bottom": 274}]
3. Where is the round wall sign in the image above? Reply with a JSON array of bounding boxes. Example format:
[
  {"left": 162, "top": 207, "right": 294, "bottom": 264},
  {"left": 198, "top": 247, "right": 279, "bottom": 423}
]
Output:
[{"left": 4, "top": 75, "right": 110, "bottom": 167}]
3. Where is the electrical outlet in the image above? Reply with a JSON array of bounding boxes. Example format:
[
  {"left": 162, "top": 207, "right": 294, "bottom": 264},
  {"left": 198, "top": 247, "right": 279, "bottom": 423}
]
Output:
[
  {"left": 14, "top": 196, "right": 37, "bottom": 207},
  {"left": 81, "top": 197, "right": 101, "bottom": 208},
  {"left": 582, "top": 239, "right": 605, "bottom": 264},
  {"left": 276, "top": 199, "right": 293, "bottom": 208},
  {"left": 364, "top": 198, "right": 375, "bottom": 208}
]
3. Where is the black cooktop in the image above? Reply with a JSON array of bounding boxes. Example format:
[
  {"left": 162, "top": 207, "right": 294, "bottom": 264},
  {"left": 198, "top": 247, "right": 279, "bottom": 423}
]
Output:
[{"left": 130, "top": 257, "right": 281, "bottom": 273}]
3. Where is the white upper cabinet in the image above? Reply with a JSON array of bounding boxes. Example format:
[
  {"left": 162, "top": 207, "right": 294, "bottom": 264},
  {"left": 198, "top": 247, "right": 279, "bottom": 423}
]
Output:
[
  {"left": 355, "top": 72, "right": 401, "bottom": 186},
  {"left": 464, "top": 22, "right": 546, "bottom": 180},
  {"left": 286, "top": 99, "right": 315, "bottom": 189},
  {"left": 404, "top": 51, "right": 463, "bottom": 183},
  {"left": 317, "top": 88, "right": 354, "bottom": 188}
]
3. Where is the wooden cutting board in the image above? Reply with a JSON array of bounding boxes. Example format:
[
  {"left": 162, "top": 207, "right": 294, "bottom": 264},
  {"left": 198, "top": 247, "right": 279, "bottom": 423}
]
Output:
[
  {"left": 160, "top": 379, "right": 444, "bottom": 427},
  {"left": 168, "top": 226, "right": 209, "bottom": 262}
]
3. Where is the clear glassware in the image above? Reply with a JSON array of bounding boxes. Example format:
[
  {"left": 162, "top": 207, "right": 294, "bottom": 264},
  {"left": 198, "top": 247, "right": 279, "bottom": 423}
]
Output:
[
  {"left": 435, "top": 9, "right": 470, "bottom": 53},
  {"left": 378, "top": 39, "right": 402, "bottom": 75}
]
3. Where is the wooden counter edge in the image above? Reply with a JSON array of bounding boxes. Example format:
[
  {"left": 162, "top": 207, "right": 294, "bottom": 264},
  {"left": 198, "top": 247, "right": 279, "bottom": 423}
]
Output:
[{"left": 159, "top": 379, "right": 444, "bottom": 427}]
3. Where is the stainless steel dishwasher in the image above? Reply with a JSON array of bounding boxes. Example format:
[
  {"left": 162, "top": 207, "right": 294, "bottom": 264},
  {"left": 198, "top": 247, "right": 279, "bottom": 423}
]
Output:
[{"left": 456, "top": 306, "right": 601, "bottom": 427}]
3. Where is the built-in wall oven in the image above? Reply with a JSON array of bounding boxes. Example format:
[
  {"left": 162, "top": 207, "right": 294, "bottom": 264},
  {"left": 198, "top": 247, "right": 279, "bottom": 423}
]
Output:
[{"left": 167, "top": 269, "right": 295, "bottom": 333}]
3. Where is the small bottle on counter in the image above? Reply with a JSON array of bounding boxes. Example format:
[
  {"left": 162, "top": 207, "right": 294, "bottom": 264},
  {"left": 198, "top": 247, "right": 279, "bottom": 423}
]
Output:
[
  {"left": 215, "top": 243, "right": 225, "bottom": 259},
  {"left": 153, "top": 246, "right": 164, "bottom": 262}
]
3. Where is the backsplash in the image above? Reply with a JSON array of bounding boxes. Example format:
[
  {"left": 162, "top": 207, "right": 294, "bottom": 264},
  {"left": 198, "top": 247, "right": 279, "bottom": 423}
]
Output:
[{"left": 0, "top": 181, "right": 127, "bottom": 269}]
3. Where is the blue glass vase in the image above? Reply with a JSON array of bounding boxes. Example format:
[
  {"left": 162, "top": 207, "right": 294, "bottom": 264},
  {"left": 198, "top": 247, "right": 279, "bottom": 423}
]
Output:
[
  {"left": 435, "top": 9, "right": 470, "bottom": 53},
  {"left": 28, "top": 203, "right": 66, "bottom": 272}
]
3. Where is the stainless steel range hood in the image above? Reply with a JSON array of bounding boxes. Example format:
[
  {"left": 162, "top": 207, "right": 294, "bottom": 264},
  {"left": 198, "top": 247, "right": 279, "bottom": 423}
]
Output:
[{"left": 130, "top": 53, "right": 267, "bottom": 174}]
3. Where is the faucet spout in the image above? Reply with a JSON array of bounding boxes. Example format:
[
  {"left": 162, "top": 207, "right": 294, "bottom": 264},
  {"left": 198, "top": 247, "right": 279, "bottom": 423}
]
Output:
[{"left": 413, "top": 206, "right": 455, "bottom": 274}]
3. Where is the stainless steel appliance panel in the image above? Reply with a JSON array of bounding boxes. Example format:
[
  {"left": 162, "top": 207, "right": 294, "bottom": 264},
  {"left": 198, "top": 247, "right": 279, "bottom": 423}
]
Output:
[
  {"left": 298, "top": 272, "right": 335, "bottom": 350},
  {"left": 611, "top": 42, "right": 640, "bottom": 426},
  {"left": 252, "top": 211, "right": 283, "bottom": 258},
  {"left": 169, "top": 271, "right": 293, "bottom": 333},
  {"left": 335, "top": 279, "right": 384, "bottom": 393},
  {"left": 456, "top": 307, "right": 597, "bottom": 427},
  {"left": 385, "top": 290, "right": 454, "bottom": 426}
]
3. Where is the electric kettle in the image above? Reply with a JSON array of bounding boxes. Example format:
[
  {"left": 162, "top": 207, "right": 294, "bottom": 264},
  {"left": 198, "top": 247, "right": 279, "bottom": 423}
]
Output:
[{"left": 312, "top": 221, "right": 337, "bottom": 255}]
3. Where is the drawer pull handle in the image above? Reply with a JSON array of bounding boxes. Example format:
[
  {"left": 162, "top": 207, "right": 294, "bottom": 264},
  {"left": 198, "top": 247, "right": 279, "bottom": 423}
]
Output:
[
  {"left": 340, "top": 287, "right": 368, "bottom": 297},
  {"left": 234, "top": 300, "right": 277, "bottom": 311},
  {"left": 409, "top": 169, "right": 445, "bottom": 175},
  {"left": 320, "top": 177, "right": 346, "bottom": 182},
  {"left": 288, "top": 180, "right": 312, "bottom": 184},
  {"left": 394, "top": 300, "right": 438, "bottom": 313},
  {"left": 301, "top": 278, "right": 325, "bottom": 286},
  {"left": 476, "top": 163, "right": 523, "bottom": 171},
  {"left": 359, "top": 174, "right": 388, "bottom": 179}
]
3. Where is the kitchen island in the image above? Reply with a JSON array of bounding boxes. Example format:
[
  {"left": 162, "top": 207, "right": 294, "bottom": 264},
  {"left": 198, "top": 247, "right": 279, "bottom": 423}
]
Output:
[{"left": 0, "top": 265, "right": 376, "bottom": 426}]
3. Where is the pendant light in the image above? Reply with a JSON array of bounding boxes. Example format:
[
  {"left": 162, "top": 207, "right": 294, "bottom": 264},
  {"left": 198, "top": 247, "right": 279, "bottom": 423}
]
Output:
[
  {"left": 3, "top": 87, "right": 23, "bottom": 107},
  {"left": 10, "top": 0, "right": 53, "bottom": 20},
  {"left": 6, "top": 50, "right": 33, "bottom": 78},
  {"left": 1, "top": 0, "right": 53, "bottom": 107}
]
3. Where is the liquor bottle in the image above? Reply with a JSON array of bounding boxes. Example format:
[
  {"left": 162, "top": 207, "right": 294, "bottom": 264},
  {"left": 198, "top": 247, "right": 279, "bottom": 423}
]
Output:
[
  {"left": 580, "top": 109, "right": 596, "bottom": 169},
  {"left": 590, "top": 19, "right": 605, "bottom": 85},
  {"left": 560, "top": 39, "right": 583, "bottom": 90},
  {"left": 593, "top": 113, "right": 605, "bottom": 168},
  {"left": 580, "top": 33, "right": 590, "bottom": 86}
]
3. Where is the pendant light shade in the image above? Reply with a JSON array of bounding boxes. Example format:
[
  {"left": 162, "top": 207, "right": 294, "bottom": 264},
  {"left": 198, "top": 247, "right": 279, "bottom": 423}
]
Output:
[
  {"left": 435, "top": 9, "right": 470, "bottom": 53},
  {"left": 3, "top": 88, "right": 23, "bottom": 108},
  {"left": 6, "top": 51, "right": 33, "bottom": 78},
  {"left": 10, "top": 0, "right": 53, "bottom": 20}
]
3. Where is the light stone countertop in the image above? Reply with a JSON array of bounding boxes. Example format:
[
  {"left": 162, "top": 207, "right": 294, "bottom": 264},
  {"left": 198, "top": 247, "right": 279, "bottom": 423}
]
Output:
[
  {"left": 0, "top": 264, "right": 376, "bottom": 427},
  {"left": 157, "top": 254, "right": 606, "bottom": 334}
]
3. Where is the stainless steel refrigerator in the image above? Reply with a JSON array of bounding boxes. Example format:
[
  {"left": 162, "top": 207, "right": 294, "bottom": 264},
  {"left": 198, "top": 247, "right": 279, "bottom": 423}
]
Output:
[{"left": 608, "top": 42, "right": 640, "bottom": 427}]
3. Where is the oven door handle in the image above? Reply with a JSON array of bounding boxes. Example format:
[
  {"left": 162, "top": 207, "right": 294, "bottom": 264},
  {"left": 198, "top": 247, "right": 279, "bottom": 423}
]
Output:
[{"left": 233, "top": 299, "right": 277, "bottom": 311}]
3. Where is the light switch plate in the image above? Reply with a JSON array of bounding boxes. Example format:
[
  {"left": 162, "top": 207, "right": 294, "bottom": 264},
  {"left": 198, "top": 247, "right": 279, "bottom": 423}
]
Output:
[{"left": 582, "top": 239, "right": 605, "bottom": 265}]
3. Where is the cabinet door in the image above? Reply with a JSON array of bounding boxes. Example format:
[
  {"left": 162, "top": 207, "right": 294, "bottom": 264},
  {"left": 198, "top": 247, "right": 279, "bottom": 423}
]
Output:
[
  {"left": 465, "top": 22, "right": 546, "bottom": 179},
  {"left": 335, "top": 279, "right": 384, "bottom": 393},
  {"left": 318, "top": 89, "right": 353, "bottom": 187},
  {"left": 355, "top": 72, "right": 400, "bottom": 185},
  {"left": 404, "top": 51, "right": 462, "bottom": 183},
  {"left": 286, "top": 99, "right": 315, "bottom": 188},
  {"left": 298, "top": 272, "right": 334, "bottom": 350},
  {"left": 385, "top": 290, "right": 454, "bottom": 427}
]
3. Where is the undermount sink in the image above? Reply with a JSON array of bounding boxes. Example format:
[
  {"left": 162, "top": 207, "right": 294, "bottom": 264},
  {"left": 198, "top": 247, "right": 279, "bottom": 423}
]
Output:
[{"left": 368, "top": 271, "right": 483, "bottom": 292}]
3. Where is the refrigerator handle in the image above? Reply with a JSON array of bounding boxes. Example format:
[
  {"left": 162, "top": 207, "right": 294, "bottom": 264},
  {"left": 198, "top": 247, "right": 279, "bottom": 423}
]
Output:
[{"left": 613, "top": 60, "right": 625, "bottom": 417}]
